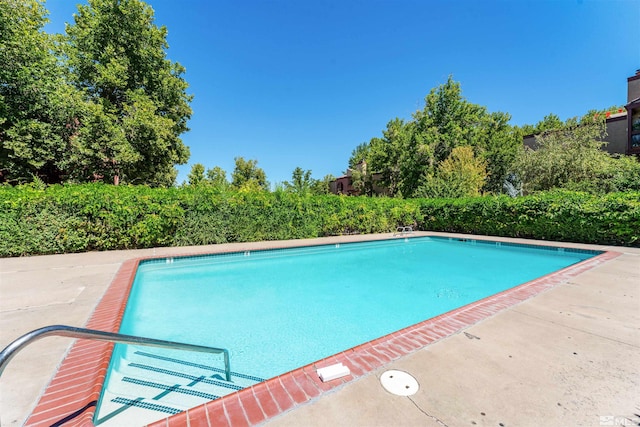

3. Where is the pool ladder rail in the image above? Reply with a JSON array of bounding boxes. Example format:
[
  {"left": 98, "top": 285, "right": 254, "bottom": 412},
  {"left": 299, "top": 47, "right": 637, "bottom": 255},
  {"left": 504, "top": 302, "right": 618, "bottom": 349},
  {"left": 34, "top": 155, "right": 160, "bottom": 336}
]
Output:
[
  {"left": 0, "top": 324, "right": 232, "bottom": 382},
  {"left": 393, "top": 225, "right": 414, "bottom": 236}
]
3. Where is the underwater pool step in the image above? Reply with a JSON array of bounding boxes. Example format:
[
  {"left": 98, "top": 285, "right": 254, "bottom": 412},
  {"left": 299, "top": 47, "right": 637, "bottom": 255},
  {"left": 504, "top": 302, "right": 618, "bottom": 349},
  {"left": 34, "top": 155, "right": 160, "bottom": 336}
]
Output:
[
  {"left": 96, "top": 372, "right": 226, "bottom": 426},
  {"left": 94, "top": 390, "right": 207, "bottom": 426},
  {"left": 128, "top": 363, "right": 244, "bottom": 391},
  {"left": 101, "top": 371, "right": 222, "bottom": 406},
  {"left": 110, "top": 396, "right": 183, "bottom": 415},
  {"left": 134, "top": 350, "right": 266, "bottom": 382},
  {"left": 121, "top": 377, "right": 220, "bottom": 400},
  {"left": 95, "top": 350, "right": 265, "bottom": 426}
]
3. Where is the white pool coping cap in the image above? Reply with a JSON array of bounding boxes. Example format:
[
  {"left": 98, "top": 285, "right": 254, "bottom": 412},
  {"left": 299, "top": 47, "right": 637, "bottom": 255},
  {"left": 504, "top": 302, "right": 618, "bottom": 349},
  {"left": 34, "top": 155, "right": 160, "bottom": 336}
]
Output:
[{"left": 317, "top": 363, "right": 351, "bottom": 382}]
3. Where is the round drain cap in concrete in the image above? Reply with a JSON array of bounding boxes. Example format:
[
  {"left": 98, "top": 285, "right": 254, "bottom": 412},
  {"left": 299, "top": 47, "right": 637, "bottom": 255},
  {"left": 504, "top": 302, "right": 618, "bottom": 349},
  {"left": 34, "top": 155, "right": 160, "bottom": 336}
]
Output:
[{"left": 380, "top": 370, "right": 419, "bottom": 396}]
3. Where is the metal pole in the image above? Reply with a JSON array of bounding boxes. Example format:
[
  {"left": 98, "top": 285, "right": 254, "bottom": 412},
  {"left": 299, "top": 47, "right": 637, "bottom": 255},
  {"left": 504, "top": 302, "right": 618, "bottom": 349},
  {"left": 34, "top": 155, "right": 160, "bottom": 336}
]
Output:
[{"left": 0, "top": 325, "right": 231, "bottom": 381}]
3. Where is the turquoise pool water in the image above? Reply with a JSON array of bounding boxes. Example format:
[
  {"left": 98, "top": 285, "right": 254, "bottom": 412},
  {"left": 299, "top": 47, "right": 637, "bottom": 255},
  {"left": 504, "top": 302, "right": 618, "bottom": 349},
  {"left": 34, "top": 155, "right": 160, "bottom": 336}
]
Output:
[{"left": 110, "top": 237, "right": 597, "bottom": 380}]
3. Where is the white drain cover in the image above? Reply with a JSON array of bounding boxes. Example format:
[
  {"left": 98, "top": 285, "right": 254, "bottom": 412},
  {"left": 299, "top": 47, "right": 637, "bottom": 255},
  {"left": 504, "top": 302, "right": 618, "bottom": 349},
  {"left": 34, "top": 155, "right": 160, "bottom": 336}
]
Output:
[{"left": 380, "top": 370, "right": 419, "bottom": 396}]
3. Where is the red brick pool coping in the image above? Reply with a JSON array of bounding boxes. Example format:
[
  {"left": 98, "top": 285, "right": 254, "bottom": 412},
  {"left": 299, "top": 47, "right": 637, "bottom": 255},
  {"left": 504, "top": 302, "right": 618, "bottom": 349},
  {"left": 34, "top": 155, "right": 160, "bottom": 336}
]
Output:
[{"left": 23, "top": 239, "right": 621, "bottom": 427}]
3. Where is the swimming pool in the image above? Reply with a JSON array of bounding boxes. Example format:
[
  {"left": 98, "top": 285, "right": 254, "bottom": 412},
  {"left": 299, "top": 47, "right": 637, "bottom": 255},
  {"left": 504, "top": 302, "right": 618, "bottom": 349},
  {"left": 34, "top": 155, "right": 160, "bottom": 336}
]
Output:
[{"left": 93, "top": 236, "right": 600, "bottom": 425}]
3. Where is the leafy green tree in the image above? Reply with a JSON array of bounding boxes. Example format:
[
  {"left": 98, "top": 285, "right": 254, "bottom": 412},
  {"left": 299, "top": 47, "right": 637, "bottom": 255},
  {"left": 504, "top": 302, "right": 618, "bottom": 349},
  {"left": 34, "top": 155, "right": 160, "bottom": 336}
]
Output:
[
  {"left": 186, "top": 164, "right": 228, "bottom": 188},
  {"left": 534, "top": 113, "right": 564, "bottom": 133},
  {"left": 356, "top": 76, "right": 519, "bottom": 198},
  {"left": 368, "top": 119, "right": 416, "bottom": 197},
  {"left": 417, "top": 146, "right": 487, "bottom": 198},
  {"left": 513, "top": 109, "right": 640, "bottom": 194},
  {"left": 63, "top": 0, "right": 192, "bottom": 186},
  {"left": 231, "top": 157, "right": 268, "bottom": 190},
  {"left": 206, "top": 166, "right": 228, "bottom": 188},
  {"left": 310, "top": 174, "right": 334, "bottom": 195},
  {"left": 518, "top": 108, "right": 622, "bottom": 137},
  {"left": 348, "top": 142, "right": 370, "bottom": 169},
  {"left": 187, "top": 163, "right": 205, "bottom": 186},
  {"left": 411, "top": 76, "right": 519, "bottom": 194},
  {"left": 283, "top": 167, "right": 332, "bottom": 195},
  {"left": 517, "top": 113, "right": 564, "bottom": 136},
  {"left": 601, "top": 155, "right": 640, "bottom": 193},
  {"left": 0, "top": 0, "right": 82, "bottom": 184},
  {"left": 349, "top": 165, "right": 374, "bottom": 196},
  {"left": 284, "top": 167, "right": 314, "bottom": 194},
  {"left": 515, "top": 119, "right": 609, "bottom": 193}
]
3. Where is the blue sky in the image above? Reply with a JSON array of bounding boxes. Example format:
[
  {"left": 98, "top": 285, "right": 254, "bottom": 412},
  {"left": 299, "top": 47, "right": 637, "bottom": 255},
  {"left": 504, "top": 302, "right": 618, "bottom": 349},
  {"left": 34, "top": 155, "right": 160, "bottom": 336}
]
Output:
[{"left": 44, "top": 0, "right": 639, "bottom": 186}]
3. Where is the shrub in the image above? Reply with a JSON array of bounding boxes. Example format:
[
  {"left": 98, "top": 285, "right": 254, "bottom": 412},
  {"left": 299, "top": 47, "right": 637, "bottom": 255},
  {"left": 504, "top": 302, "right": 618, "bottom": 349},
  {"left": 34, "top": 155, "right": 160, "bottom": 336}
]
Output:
[
  {"left": 415, "top": 190, "right": 639, "bottom": 246},
  {"left": 0, "top": 184, "right": 637, "bottom": 257}
]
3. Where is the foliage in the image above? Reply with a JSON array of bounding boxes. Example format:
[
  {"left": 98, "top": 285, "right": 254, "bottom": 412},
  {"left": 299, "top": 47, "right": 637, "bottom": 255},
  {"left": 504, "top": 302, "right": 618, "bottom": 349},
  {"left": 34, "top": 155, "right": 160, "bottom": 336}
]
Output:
[
  {"left": 513, "top": 116, "right": 640, "bottom": 194},
  {"left": 352, "top": 77, "right": 520, "bottom": 197},
  {"left": 349, "top": 79, "right": 631, "bottom": 200},
  {"left": 367, "top": 118, "right": 414, "bottom": 197},
  {"left": 185, "top": 163, "right": 230, "bottom": 188},
  {"left": 231, "top": 157, "right": 268, "bottom": 191},
  {"left": 62, "top": 0, "right": 192, "bottom": 186},
  {"left": 0, "top": 0, "right": 83, "bottom": 184},
  {"left": 206, "top": 166, "right": 229, "bottom": 188},
  {"left": 283, "top": 167, "right": 313, "bottom": 194},
  {"left": 0, "top": 184, "right": 184, "bottom": 255},
  {"left": 348, "top": 143, "right": 370, "bottom": 169},
  {"left": 517, "top": 107, "right": 625, "bottom": 136},
  {"left": 517, "top": 113, "right": 565, "bottom": 136},
  {"left": 187, "top": 163, "right": 206, "bottom": 186},
  {"left": 563, "top": 154, "right": 640, "bottom": 194},
  {"left": 282, "top": 167, "right": 330, "bottom": 195},
  {"left": 349, "top": 165, "right": 375, "bottom": 197},
  {"left": 415, "top": 190, "right": 640, "bottom": 247},
  {"left": 312, "top": 174, "right": 335, "bottom": 195},
  {"left": 0, "top": 0, "right": 192, "bottom": 187},
  {"left": 1, "top": 184, "right": 638, "bottom": 257},
  {"left": 416, "top": 146, "right": 487, "bottom": 198}
]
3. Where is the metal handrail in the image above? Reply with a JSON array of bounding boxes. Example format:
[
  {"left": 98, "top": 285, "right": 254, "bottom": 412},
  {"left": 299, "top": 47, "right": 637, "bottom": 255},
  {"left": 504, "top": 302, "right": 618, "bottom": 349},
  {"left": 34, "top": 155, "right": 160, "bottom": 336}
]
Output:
[
  {"left": 393, "top": 225, "right": 414, "bottom": 236},
  {"left": 0, "top": 325, "right": 231, "bottom": 382}
]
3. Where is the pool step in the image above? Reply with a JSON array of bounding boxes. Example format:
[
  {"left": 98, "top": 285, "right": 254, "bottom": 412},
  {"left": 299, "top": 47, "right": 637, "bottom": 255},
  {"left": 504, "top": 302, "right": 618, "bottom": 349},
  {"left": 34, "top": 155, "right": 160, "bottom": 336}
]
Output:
[{"left": 94, "top": 350, "right": 264, "bottom": 426}]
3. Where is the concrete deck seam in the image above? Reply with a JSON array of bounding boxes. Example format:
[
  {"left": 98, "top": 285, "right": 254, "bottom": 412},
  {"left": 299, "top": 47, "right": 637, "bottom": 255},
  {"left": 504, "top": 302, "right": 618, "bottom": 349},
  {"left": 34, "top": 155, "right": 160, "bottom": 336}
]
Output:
[
  {"left": 511, "top": 309, "right": 640, "bottom": 348},
  {"left": 407, "top": 396, "right": 449, "bottom": 427}
]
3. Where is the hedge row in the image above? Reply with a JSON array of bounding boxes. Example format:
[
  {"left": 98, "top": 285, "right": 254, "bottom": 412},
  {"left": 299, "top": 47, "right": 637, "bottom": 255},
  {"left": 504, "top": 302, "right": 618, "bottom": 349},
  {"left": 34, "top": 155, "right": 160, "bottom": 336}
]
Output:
[{"left": 0, "top": 184, "right": 638, "bottom": 256}]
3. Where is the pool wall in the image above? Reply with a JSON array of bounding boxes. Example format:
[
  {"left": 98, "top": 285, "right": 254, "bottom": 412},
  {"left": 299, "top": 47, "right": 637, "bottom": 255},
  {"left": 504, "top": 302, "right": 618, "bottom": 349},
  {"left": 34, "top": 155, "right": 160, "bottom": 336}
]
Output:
[{"left": 23, "top": 235, "right": 621, "bottom": 427}]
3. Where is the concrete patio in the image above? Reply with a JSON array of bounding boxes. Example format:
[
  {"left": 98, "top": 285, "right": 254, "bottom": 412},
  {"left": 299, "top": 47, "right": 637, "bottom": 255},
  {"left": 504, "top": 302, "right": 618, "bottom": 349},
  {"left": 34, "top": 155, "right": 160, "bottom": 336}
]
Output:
[{"left": 1, "top": 233, "right": 639, "bottom": 426}]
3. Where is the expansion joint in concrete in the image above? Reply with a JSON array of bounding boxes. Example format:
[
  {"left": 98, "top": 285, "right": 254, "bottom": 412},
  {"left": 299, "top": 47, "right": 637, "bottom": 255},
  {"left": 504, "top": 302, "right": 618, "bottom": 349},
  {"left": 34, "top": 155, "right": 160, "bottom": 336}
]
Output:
[
  {"left": 407, "top": 396, "right": 449, "bottom": 427},
  {"left": 511, "top": 309, "right": 640, "bottom": 349}
]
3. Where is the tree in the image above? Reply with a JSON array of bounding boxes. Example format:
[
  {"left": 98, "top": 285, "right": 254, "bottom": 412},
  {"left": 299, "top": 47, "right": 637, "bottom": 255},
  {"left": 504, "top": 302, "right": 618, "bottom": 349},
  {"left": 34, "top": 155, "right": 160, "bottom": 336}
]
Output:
[
  {"left": 283, "top": 167, "right": 335, "bottom": 195},
  {"left": 231, "top": 157, "right": 268, "bottom": 190},
  {"left": 417, "top": 146, "right": 487, "bottom": 198},
  {"left": 348, "top": 143, "right": 370, "bottom": 169},
  {"left": 187, "top": 163, "right": 205, "bottom": 186},
  {"left": 63, "top": 0, "right": 192, "bottom": 186},
  {"left": 514, "top": 118, "right": 610, "bottom": 193},
  {"left": 186, "top": 164, "right": 228, "bottom": 188},
  {"left": 206, "top": 166, "right": 228, "bottom": 188},
  {"left": 534, "top": 113, "right": 564, "bottom": 133},
  {"left": 355, "top": 76, "right": 519, "bottom": 198},
  {"left": 310, "top": 174, "right": 334, "bottom": 195},
  {"left": 517, "top": 113, "right": 564, "bottom": 136},
  {"left": 0, "top": 0, "right": 82, "bottom": 184},
  {"left": 284, "top": 167, "right": 314, "bottom": 194},
  {"left": 370, "top": 119, "right": 417, "bottom": 197},
  {"left": 411, "top": 76, "right": 519, "bottom": 194}
]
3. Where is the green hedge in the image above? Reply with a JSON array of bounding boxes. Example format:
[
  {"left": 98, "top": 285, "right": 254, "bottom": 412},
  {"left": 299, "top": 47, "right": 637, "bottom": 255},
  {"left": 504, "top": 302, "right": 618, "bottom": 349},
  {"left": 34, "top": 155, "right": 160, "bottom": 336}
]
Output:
[
  {"left": 415, "top": 190, "right": 640, "bottom": 246},
  {"left": 0, "top": 184, "right": 638, "bottom": 256}
]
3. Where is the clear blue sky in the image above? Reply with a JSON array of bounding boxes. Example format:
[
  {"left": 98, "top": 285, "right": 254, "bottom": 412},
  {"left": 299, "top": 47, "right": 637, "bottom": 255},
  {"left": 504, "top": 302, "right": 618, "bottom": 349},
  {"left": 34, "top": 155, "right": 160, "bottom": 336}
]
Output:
[{"left": 44, "top": 0, "right": 639, "bottom": 186}]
